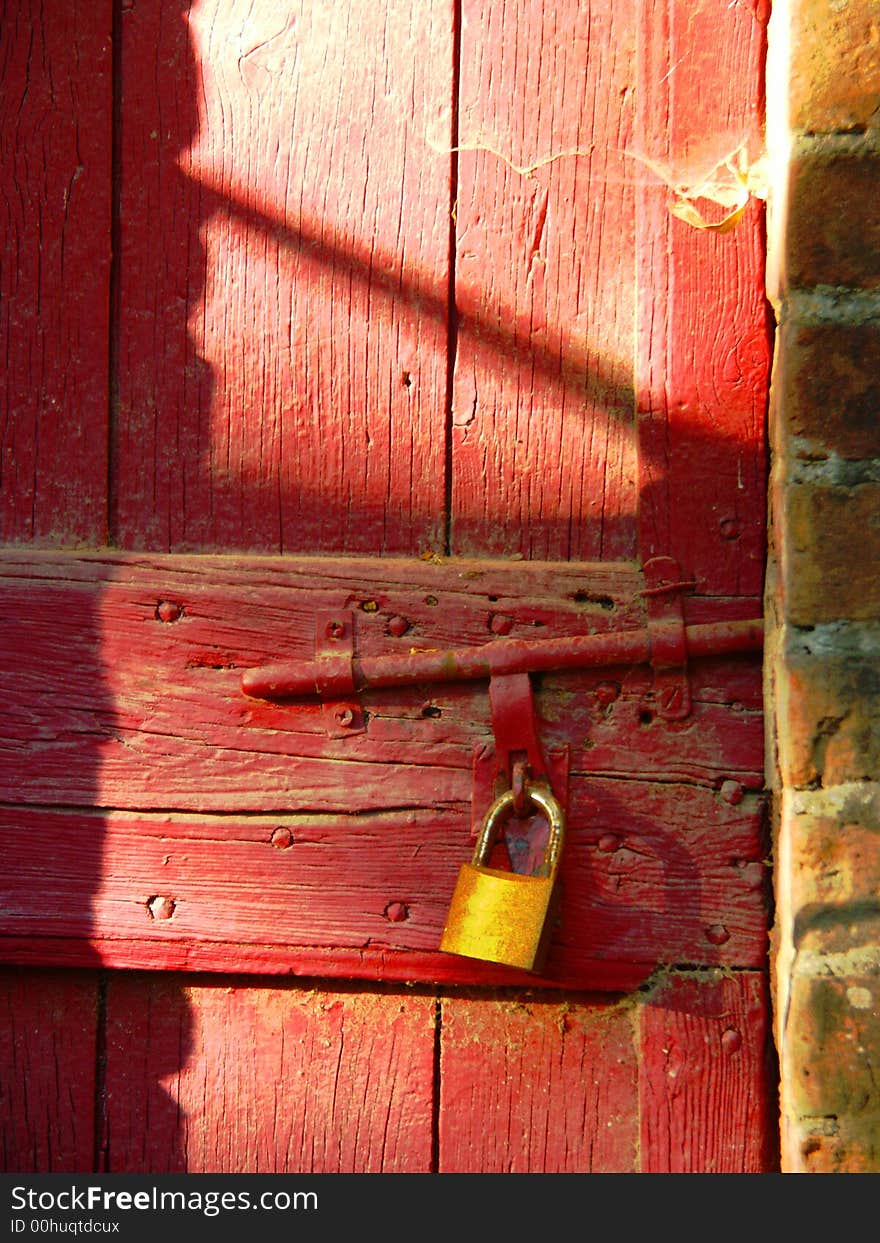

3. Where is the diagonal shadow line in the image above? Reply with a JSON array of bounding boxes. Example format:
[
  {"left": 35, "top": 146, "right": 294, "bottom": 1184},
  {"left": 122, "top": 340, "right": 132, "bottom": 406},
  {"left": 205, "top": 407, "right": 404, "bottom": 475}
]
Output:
[{"left": 191, "top": 176, "right": 638, "bottom": 420}]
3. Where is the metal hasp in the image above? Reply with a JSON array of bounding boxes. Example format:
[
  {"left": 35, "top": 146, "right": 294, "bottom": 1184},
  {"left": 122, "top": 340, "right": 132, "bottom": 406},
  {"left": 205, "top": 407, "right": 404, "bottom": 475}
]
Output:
[
  {"left": 642, "top": 555, "right": 693, "bottom": 720},
  {"left": 441, "top": 671, "right": 569, "bottom": 972}
]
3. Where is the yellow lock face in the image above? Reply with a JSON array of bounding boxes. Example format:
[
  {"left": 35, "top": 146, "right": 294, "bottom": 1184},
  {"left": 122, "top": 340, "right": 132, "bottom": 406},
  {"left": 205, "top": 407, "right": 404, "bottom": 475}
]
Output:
[{"left": 439, "top": 863, "right": 557, "bottom": 972}]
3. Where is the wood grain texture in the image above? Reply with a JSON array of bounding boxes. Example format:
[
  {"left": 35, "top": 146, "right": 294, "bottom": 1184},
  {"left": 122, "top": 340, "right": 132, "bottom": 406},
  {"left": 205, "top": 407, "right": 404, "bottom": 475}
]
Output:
[
  {"left": 101, "top": 975, "right": 435, "bottom": 1173},
  {"left": 639, "top": 970, "right": 778, "bottom": 1172},
  {"left": 438, "top": 992, "right": 639, "bottom": 1171},
  {"left": 635, "top": 0, "right": 771, "bottom": 596},
  {"left": 438, "top": 973, "right": 778, "bottom": 1174},
  {"left": 112, "top": 0, "right": 453, "bottom": 555},
  {"left": 451, "top": 0, "right": 639, "bottom": 561},
  {"left": 0, "top": 1, "right": 112, "bottom": 543},
  {"left": 0, "top": 776, "right": 768, "bottom": 982},
  {"left": 97, "top": 971, "right": 777, "bottom": 1174},
  {"left": 0, "top": 969, "right": 97, "bottom": 1172}
]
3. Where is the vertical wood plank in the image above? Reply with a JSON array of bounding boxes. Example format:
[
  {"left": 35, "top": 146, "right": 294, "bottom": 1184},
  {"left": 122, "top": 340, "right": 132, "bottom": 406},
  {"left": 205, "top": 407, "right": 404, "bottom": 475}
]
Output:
[
  {"left": 113, "top": 0, "right": 454, "bottom": 555},
  {"left": 105, "top": 2, "right": 453, "bottom": 1177},
  {"left": 0, "top": 0, "right": 110, "bottom": 1177},
  {"left": 450, "top": 0, "right": 639, "bottom": 561},
  {"left": 635, "top": 0, "right": 771, "bottom": 596},
  {"left": 438, "top": 993, "right": 639, "bottom": 1172},
  {"left": 103, "top": 975, "right": 436, "bottom": 1173},
  {"left": 639, "top": 972, "right": 778, "bottom": 1172},
  {"left": 0, "top": 0, "right": 112, "bottom": 543},
  {"left": 0, "top": 969, "right": 98, "bottom": 1173}
]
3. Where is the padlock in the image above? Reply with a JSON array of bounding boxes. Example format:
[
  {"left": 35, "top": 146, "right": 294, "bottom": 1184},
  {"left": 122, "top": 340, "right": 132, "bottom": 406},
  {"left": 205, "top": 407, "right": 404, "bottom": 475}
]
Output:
[{"left": 439, "top": 782, "right": 565, "bottom": 972}]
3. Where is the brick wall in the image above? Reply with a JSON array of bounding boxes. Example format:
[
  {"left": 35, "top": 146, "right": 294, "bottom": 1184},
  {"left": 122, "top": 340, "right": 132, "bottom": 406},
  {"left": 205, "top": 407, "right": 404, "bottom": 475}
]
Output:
[{"left": 766, "top": 0, "right": 880, "bottom": 1172}]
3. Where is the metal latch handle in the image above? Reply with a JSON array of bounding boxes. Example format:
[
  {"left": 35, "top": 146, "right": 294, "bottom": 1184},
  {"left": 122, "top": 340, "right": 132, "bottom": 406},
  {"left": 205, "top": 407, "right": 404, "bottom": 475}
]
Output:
[{"left": 241, "top": 618, "right": 763, "bottom": 701}]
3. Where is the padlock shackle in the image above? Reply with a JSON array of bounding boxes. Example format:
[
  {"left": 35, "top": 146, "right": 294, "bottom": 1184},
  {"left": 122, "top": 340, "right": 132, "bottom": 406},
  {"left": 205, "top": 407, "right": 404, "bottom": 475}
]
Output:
[{"left": 474, "top": 784, "right": 565, "bottom": 875}]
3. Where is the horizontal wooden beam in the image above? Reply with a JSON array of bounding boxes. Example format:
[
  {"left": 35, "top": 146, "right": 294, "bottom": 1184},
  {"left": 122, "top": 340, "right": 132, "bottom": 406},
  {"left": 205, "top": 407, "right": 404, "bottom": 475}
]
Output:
[{"left": 0, "top": 549, "right": 765, "bottom": 986}]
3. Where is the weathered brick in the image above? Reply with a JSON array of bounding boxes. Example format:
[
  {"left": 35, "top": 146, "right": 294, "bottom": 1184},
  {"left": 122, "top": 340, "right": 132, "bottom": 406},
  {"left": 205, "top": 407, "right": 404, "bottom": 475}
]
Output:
[
  {"left": 786, "top": 974, "right": 880, "bottom": 1119},
  {"left": 788, "top": 1117, "right": 880, "bottom": 1173},
  {"left": 787, "top": 0, "right": 880, "bottom": 133},
  {"left": 785, "top": 149, "right": 880, "bottom": 289},
  {"left": 773, "top": 320, "right": 880, "bottom": 460},
  {"left": 795, "top": 923, "right": 880, "bottom": 964},
  {"left": 774, "top": 624, "right": 880, "bottom": 787},
  {"left": 779, "top": 483, "right": 880, "bottom": 624},
  {"left": 769, "top": 0, "right": 880, "bottom": 1176},
  {"left": 787, "top": 786, "right": 880, "bottom": 914},
  {"left": 785, "top": 482, "right": 880, "bottom": 613}
]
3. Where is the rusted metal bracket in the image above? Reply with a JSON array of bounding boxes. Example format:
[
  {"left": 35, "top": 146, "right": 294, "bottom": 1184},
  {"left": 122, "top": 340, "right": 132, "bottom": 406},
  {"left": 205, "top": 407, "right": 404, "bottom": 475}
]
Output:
[
  {"left": 641, "top": 556, "right": 694, "bottom": 720},
  {"left": 313, "top": 611, "right": 366, "bottom": 737}
]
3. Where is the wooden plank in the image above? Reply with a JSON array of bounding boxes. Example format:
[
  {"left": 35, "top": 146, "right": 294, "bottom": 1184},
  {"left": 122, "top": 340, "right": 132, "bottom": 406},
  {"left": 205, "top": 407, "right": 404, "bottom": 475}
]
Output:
[
  {"left": 635, "top": 0, "right": 771, "bottom": 596},
  {"left": 0, "top": 3, "right": 110, "bottom": 1179},
  {"left": 438, "top": 992, "right": 639, "bottom": 1171},
  {"left": 0, "top": 0, "right": 112, "bottom": 543},
  {"left": 112, "top": 0, "right": 453, "bottom": 555},
  {"left": 451, "top": 0, "right": 639, "bottom": 561},
  {"left": 0, "top": 939, "right": 650, "bottom": 996},
  {"left": 0, "top": 969, "right": 98, "bottom": 1172},
  {"left": 0, "top": 772, "right": 768, "bottom": 981},
  {"left": 0, "top": 550, "right": 763, "bottom": 812},
  {"left": 639, "top": 971, "right": 778, "bottom": 1172},
  {"left": 101, "top": 975, "right": 435, "bottom": 1173},
  {"left": 439, "top": 972, "right": 778, "bottom": 1173}
]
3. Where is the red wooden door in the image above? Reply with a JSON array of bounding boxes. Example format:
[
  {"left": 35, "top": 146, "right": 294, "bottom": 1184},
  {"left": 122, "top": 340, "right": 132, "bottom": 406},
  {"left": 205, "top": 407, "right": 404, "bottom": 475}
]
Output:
[{"left": 1, "top": 0, "right": 777, "bottom": 1173}]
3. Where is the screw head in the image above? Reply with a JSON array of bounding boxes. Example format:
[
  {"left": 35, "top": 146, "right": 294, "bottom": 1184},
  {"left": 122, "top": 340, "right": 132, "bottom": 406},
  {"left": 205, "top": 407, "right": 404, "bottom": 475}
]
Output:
[
  {"left": 270, "top": 827, "right": 293, "bottom": 849},
  {"left": 147, "top": 896, "right": 176, "bottom": 921},
  {"left": 721, "top": 1028, "right": 742, "bottom": 1055},
  {"left": 659, "top": 685, "right": 684, "bottom": 715},
  {"left": 489, "top": 613, "right": 514, "bottom": 635},
  {"left": 325, "top": 620, "right": 346, "bottom": 640},
  {"left": 384, "top": 901, "right": 409, "bottom": 923},
  {"left": 705, "top": 923, "right": 730, "bottom": 945},
  {"left": 335, "top": 707, "right": 355, "bottom": 727},
  {"left": 387, "top": 615, "right": 410, "bottom": 637},
  {"left": 595, "top": 681, "right": 620, "bottom": 707},
  {"left": 156, "top": 600, "right": 182, "bottom": 623},
  {"left": 720, "top": 779, "right": 744, "bottom": 805}
]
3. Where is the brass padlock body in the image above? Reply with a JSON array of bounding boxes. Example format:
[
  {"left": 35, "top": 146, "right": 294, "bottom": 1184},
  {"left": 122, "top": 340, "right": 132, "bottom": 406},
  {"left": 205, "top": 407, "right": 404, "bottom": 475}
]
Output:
[{"left": 439, "top": 784, "right": 564, "bottom": 972}]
